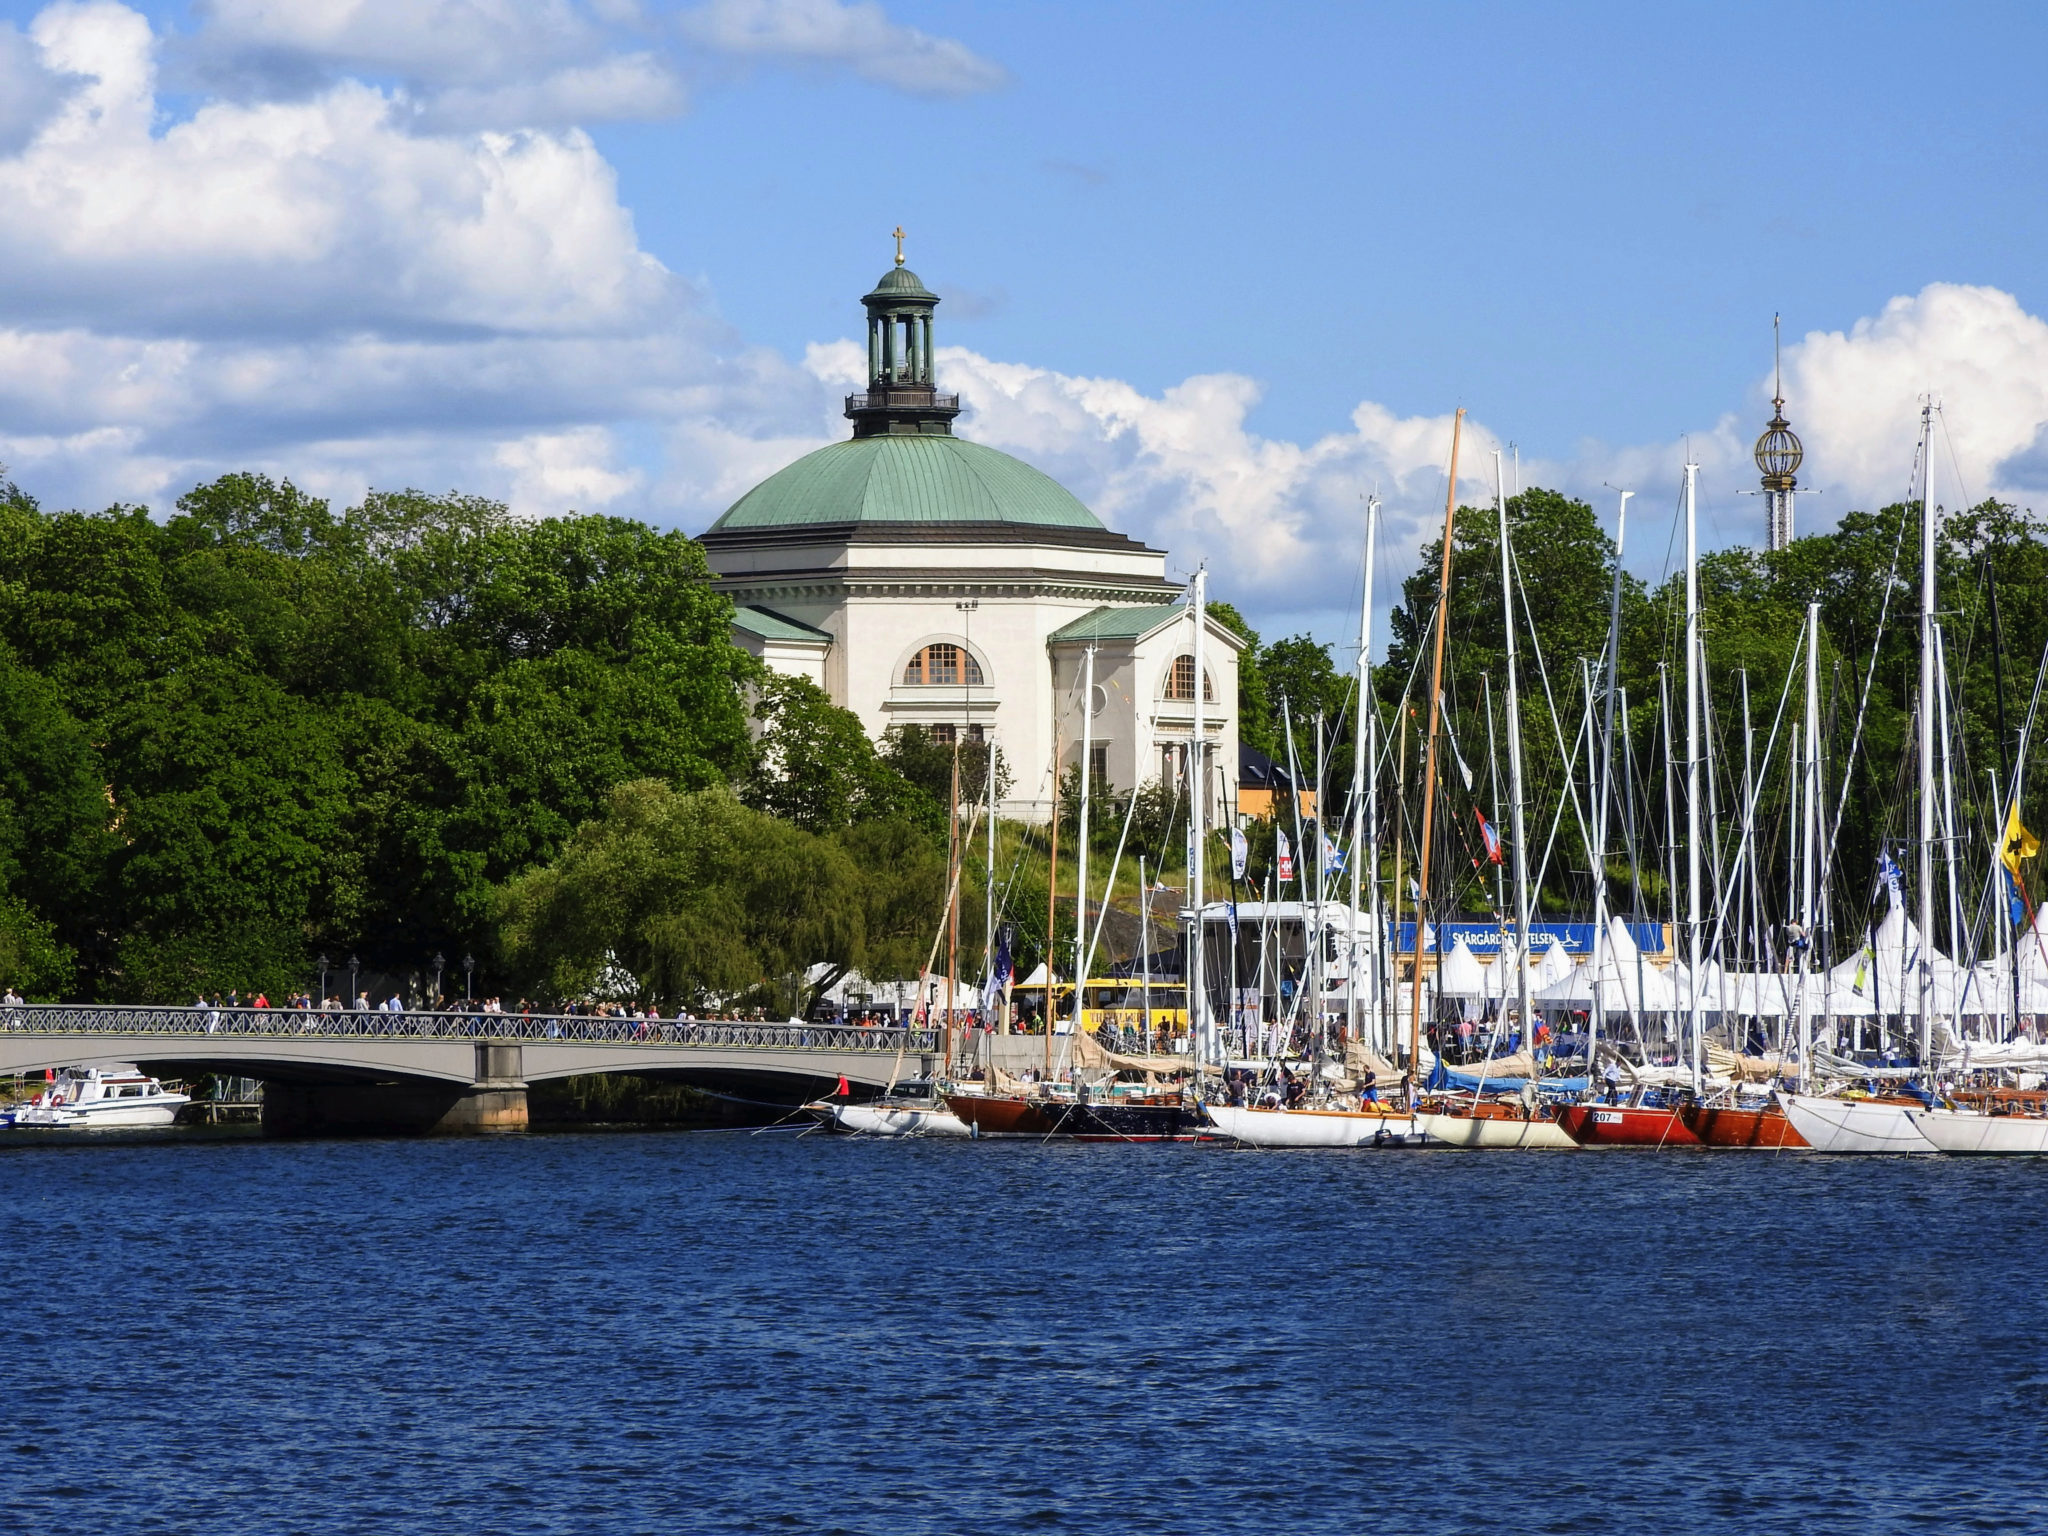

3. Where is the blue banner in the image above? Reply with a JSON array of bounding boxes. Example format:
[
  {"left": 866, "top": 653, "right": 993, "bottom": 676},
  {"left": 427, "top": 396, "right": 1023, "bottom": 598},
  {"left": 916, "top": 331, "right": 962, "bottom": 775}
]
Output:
[{"left": 1393, "top": 920, "right": 1665, "bottom": 956}]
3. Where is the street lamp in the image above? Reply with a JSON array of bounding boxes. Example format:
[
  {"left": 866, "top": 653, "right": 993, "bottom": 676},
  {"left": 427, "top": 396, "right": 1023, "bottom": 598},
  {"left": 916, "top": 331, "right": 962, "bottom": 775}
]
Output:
[
  {"left": 463, "top": 952, "right": 475, "bottom": 1002},
  {"left": 347, "top": 954, "right": 360, "bottom": 1005},
  {"left": 317, "top": 953, "right": 329, "bottom": 1003},
  {"left": 432, "top": 951, "right": 446, "bottom": 1008}
]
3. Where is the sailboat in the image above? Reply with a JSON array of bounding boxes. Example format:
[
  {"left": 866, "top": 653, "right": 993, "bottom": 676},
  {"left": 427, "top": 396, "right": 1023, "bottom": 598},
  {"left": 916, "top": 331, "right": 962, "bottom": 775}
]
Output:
[
  {"left": 1780, "top": 405, "right": 1946, "bottom": 1155},
  {"left": 1903, "top": 1103, "right": 2048, "bottom": 1154}
]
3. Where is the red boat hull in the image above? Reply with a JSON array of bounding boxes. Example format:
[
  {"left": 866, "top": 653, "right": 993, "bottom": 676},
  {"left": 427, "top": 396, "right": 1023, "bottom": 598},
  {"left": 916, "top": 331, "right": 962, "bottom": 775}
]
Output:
[
  {"left": 943, "top": 1092, "right": 1061, "bottom": 1137},
  {"left": 1555, "top": 1103, "right": 1705, "bottom": 1147},
  {"left": 1678, "top": 1104, "right": 1808, "bottom": 1148}
]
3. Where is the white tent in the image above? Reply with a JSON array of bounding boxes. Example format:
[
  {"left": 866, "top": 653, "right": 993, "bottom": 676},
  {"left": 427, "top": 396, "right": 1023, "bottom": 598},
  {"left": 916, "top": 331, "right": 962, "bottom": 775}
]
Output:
[
  {"left": 1532, "top": 916, "right": 1679, "bottom": 1013},
  {"left": 1435, "top": 937, "right": 1487, "bottom": 998}
]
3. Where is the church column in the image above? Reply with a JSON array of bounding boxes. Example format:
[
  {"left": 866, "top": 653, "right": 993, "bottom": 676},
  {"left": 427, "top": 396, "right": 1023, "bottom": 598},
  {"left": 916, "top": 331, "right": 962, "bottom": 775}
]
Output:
[
  {"left": 920, "top": 315, "right": 933, "bottom": 383},
  {"left": 868, "top": 316, "right": 882, "bottom": 384},
  {"left": 883, "top": 314, "right": 897, "bottom": 382}
]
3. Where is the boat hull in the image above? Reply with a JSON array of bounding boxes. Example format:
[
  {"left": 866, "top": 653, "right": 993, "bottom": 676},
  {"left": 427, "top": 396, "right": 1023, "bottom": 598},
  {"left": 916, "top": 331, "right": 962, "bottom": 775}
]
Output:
[
  {"left": 1554, "top": 1103, "right": 1704, "bottom": 1147},
  {"left": 943, "top": 1092, "right": 1062, "bottom": 1138},
  {"left": 1414, "top": 1109, "right": 1577, "bottom": 1150},
  {"left": 1778, "top": 1094, "right": 1934, "bottom": 1154},
  {"left": 1055, "top": 1099, "right": 1198, "bottom": 1141},
  {"left": 11, "top": 1099, "right": 188, "bottom": 1129},
  {"left": 1204, "top": 1103, "right": 1418, "bottom": 1147},
  {"left": 1678, "top": 1103, "right": 1807, "bottom": 1149},
  {"left": 808, "top": 1101, "right": 971, "bottom": 1137},
  {"left": 1905, "top": 1107, "right": 2048, "bottom": 1155}
]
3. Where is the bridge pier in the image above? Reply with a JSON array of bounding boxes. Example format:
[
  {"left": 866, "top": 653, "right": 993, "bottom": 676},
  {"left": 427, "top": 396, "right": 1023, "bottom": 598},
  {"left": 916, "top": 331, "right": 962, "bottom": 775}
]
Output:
[{"left": 261, "top": 1043, "right": 527, "bottom": 1137}]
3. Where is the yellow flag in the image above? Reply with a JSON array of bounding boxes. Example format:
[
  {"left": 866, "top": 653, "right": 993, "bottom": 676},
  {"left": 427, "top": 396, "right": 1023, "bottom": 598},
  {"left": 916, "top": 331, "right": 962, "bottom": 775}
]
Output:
[{"left": 2002, "top": 800, "right": 2039, "bottom": 879}]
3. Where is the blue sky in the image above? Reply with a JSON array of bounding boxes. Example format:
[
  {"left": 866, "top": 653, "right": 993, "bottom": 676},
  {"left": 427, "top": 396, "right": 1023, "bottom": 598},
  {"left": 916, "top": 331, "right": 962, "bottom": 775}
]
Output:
[{"left": 1, "top": 1, "right": 2045, "bottom": 642}]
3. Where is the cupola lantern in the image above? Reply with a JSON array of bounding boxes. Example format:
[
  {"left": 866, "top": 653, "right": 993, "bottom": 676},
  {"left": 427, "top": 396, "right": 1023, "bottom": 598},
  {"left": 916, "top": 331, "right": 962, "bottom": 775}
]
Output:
[{"left": 846, "top": 227, "right": 961, "bottom": 438}]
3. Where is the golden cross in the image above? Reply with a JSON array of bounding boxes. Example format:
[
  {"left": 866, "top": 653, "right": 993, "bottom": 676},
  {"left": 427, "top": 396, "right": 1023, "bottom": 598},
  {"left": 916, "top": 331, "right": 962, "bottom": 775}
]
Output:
[{"left": 892, "top": 225, "right": 906, "bottom": 266}]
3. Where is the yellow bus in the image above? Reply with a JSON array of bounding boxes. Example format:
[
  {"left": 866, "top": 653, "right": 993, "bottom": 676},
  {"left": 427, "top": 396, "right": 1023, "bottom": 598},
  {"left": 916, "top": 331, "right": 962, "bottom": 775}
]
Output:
[{"left": 1008, "top": 980, "right": 1189, "bottom": 1039}]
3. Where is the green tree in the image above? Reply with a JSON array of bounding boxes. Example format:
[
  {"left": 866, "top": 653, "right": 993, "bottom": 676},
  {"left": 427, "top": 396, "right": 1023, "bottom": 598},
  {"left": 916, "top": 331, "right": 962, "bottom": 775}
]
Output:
[{"left": 746, "top": 676, "right": 934, "bottom": 832}]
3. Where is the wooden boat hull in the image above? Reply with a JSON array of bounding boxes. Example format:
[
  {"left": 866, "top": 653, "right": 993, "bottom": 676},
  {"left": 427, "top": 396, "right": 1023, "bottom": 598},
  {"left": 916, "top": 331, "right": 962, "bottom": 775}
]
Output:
[
  {"left": 1678, "top": 1103, "right": 1807, "bottom": 1149},
  {"left": 1413, "top": 1110, "right": 1577, "bottom": 1150},
  {"left": 943, "top": 1092, "right": 1062, "bottom": 1138},
  {"left": 1905, "top": 1107, "right": 2048, "bottom": 1155},
  {"left": 1554, "top": 1103, "right": 1704, "bottom": 1147},
  {"left": 1779, "top": 1093, "right": 1934, "bottom": 1154},
  {"left": 1204, "top": 1103, "right": 1418, "bottom": 1147}
]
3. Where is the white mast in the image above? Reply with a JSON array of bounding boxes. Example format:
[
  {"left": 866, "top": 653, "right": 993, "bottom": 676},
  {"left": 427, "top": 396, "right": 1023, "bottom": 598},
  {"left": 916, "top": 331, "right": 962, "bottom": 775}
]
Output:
[
  {"left": 1800, "top": 602, "right": 1820, "bottom": 1086},
  {"left": 1349, "top": 498, "right": 1379, "bottom": 1052},
  {"left": 1589, "top": 490, "right": 1632, "bottom": 1081},
  {"left": 1684, "top": 461, "right": 1703, "bottom": 1093},
  {"left": 1074, "top": 643, "right": 1095, "bottom": 1034},
  {"left": 1917, "top": 403, "right": 1937, "bottom": 1071},
  {"left": 1188, "top": 570, "right": 1208, "bottom": 1076},
  {"left": 1496, "top": 455, "right": 1534, "bottom": 1068}
]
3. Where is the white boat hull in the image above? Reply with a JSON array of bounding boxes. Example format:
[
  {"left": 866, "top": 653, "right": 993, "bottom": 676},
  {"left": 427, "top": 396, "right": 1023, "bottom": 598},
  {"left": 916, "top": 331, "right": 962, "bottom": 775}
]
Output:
[
  {"left": 1203, "top": 1103, "right": 1417, "bottom": 1147},
  {"left": 1779, "top": 1094, "right": 1934, "bottom": 1154},
  {"left": 1413, "top": 1111, "right": 1578, "bottom": 1150},
  {"left": 815, "top": 1102, "right": 971, "bottom": 1137},
  {"left": 13, "top": 1099, "right": 187, "bottom": 1129},
  {"left": 1906, "top": 1107, "right": 2048, "bottom": 1155}
]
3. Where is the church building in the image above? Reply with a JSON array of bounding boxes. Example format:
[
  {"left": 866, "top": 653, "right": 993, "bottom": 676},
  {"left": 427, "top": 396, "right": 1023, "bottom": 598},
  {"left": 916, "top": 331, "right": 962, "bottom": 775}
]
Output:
[{"left": 700, "top": 244, "right": 1241, "bottom": 823}]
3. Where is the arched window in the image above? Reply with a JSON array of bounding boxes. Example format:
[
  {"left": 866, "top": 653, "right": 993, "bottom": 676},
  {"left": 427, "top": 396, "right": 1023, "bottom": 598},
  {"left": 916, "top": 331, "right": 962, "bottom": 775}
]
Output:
[
  {"left": 1162, "top": 654, "right": 1214, "bottom": 702},
  {"left": 902, "top": 642, "right": 984, "bottom": 687}
]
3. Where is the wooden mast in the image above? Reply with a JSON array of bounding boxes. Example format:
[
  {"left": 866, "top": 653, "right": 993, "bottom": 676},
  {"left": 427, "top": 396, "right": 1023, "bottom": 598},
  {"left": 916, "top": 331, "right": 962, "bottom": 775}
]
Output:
[{"left": 1408, "top": 409, "right": 1465, "bottom": 1082}]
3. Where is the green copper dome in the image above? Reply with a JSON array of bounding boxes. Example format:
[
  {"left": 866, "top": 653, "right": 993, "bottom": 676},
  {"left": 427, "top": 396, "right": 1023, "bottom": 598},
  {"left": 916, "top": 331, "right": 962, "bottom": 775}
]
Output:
[
  {"left": 706, "top": 434, "right": 1105, "bottom": 534},
  {"left": 866, "top": 265, "right": 937, "bottom": 302}
]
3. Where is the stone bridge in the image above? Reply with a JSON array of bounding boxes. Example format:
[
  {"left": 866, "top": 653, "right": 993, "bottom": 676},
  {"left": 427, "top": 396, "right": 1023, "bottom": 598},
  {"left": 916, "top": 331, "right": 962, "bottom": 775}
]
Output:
[{"left": 0, "top": 1006, "right": 943, "bottom": 1134}]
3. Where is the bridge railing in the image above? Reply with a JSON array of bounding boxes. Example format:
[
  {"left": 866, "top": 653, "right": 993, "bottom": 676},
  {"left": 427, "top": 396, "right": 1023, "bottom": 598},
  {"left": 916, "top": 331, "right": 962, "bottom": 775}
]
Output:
[{"left": 0, "top": 1005, "right": 940, "bottom": 1055}]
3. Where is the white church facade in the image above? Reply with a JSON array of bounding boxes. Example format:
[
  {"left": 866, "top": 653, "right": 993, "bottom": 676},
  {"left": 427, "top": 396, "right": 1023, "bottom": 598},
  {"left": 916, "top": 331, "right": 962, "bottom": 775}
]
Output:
[{"left": 701, "top": 249, "right": 1241, "bottom": 822}]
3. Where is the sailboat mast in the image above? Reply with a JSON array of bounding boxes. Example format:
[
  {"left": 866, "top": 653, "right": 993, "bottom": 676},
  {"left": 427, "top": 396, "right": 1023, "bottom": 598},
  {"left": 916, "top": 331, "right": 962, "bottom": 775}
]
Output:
[
  {"left": 1917, "top": 402, "right": 1937, "bottom": 1071},
  {"left": 1075, "top": 643, "right": 1095, "bottom": 1036},
  {"left": 1800, "top": 602, "right": 1820, "bottom": 1083},
  {"left": 1495, "top": 455, "right": 1534, "bottom": 1065},
  {"left": 1349, "top": 498, "right": 1378, "bottom": 1053},
  {"left": 1590, "top": 491, "right": 1632, "bottom": 1077},
  {"left": 1685, "top": 461, "right": 1703, "bottom": 1092},
  {"left": 1410, "top": 409, "right": 1466, "bottom": 1077},
  {"left": 1189, "top": 569, "right": 1209, "bottom": 1078},
  {"left": 946, "top": 744, "right": 961, "bottom": 1076}
]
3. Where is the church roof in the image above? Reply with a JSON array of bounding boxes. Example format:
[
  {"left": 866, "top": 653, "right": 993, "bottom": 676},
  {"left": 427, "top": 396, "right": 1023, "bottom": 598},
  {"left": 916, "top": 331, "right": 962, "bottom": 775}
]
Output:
[
  {"left": 1048, "top": 604, "right": 1246, "bottom": 649},
  {"left": 706, "top": 434, "right": 1107, "bottom": 535},
  {"left": 729, "top": 605, "right": 832, "bottom": 644}
]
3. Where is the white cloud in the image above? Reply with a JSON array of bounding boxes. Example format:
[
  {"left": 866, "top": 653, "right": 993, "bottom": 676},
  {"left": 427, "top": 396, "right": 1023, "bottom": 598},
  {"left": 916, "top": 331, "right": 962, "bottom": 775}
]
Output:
[
  {"left": 0, "top": 20, "right": 67, "bottom": 152},
  {"left": 1787, "top": 283, "right": 2048, "bottom": 510},
  {"left": 679, "top": 0, "right": 1006, "bottom": 96},
  {"left": 495, "top": 426, "right": 640, "bottom": 515}
]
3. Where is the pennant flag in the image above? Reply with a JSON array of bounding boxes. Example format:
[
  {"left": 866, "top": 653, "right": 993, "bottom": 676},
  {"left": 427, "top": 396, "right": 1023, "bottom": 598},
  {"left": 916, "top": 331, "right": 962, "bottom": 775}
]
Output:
[
  {"left": 1476, "top": 807, "right": 1503, "bottom": 866},
  {"left": 982, "top": 925, "right": 1014, "bottom": 1013},
  {"left": 1229, "top": 826, "right": 1248, "bottom": 882},
  {"left": 1321, "top": 829, "right": 1347, "bottom": 875},
  {"left": 2005, "top": 866, "right": 2029, "bottom": 928},
  {"left": 1877, "top": 848, "right": 1905, "bottom": 903},
  {"left": 835, "top": 1074, "right": 851, "bottom": 1097},
  {"left": 1437, "top": 692, "right": 1476, "bottom": 792},
  {"left": 2001, "top": 800, "right": 2038, "bottom": 879},
  {"left": 1226, "top": 900, "right": 1240, "bottom": 944},
  {"left": 1276, "top": 830, "right": 1294, "bottom": 882}
]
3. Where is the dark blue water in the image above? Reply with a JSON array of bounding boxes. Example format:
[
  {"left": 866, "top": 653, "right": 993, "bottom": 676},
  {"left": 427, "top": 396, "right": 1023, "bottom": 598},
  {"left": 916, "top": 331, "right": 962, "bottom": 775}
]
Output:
[{"left": 3, "top": 1133, "right": 2043, "bottom": 1535}]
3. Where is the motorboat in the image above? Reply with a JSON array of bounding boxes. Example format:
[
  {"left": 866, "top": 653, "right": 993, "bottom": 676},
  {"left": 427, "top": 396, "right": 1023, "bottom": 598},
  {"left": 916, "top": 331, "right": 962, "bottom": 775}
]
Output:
[
  {"left": 6, "top": 1065, "right": 191, "bottom": 1129},
  {"left": 1904, "top": 1105, "right": 2048, "bottom": 1155},
  {"left": 1778, "top": 1092, "right": 1935, "bottom": 1154},
  {"left": 1203, "top": 1101, "right": 1418, "bottom": 1147},
  {"left": 804, "top": 1080, "right": 969, "bottom": 1137}
]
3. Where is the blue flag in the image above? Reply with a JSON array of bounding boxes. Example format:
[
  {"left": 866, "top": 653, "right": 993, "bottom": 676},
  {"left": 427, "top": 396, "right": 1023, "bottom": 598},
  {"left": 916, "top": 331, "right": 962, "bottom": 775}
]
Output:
[{"left": 1878, "top": 848, "right": 1905, "bottom": 903}]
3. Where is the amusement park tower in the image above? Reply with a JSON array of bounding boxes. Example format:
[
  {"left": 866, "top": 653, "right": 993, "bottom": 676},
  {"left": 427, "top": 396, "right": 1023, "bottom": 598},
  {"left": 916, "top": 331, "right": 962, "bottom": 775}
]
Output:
[{"left": 1755, "top": 314, "right": 1804, "bottom": 552}]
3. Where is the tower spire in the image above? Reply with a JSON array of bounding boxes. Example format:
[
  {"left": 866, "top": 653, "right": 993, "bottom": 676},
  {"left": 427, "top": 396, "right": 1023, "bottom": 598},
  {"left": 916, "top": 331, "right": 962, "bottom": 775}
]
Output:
[{"left": 1755, "top": 314, "right": 1803, "bottom": 552}]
